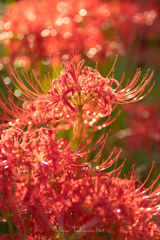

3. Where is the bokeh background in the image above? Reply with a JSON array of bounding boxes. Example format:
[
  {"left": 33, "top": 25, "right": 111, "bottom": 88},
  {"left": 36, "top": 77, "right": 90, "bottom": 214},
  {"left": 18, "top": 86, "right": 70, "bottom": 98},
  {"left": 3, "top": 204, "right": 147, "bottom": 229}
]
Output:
[{"left": 0, "top": 0, "right": 160, "bottom": 235}]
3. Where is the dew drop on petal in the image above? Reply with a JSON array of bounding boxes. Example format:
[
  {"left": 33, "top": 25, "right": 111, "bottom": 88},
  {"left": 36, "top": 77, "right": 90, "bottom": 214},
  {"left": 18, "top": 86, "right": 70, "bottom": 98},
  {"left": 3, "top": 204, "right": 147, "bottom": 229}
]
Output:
[
  {"left": 55, "top": 17, "right": 63, "bottom": 26},
  {"left": 95, "top": 45, "right": 102, "bottom": 52},
  {"left": 4, "top": 165, "right": 9, "bottom": 169},
  {"left": 142, "top": 110, "right": 149, "bottom": 118},
  {"left": 51, "top": 29, "right": 57, "bottom": 36},
  {"left": 143, "top": 195, "right": 149, "bottom": 199},
  {"left": 44, "top": 21, "right": 52, "bottom": 28},
  {"left": 42, "top": 58, "right": 50, "bottom": 65},
  {"left": 4, "top": 77, "right": 11, "bottom": 85},
  {"left": 156, "top": 205, "right": 160, "bottom": 210},
  {"left": 17, "top": 33, "right": 24, "bottom": 40},
  {"left": 42, "top": 161, "right": 48, "bottom": 165},
  {"left": 116, "top": 130, "right": 126, "bottom": 139},
  {"left": 101, "top": 22, "right": 110, "bottom": 30},
  {"left": 132, "top": 13, "right": 143, "bottom": 23},
  {"left": 1, "top": 149, "right": 5, "bottom": 154},
  {"left": 27, "top": 34, "right": 35, "bottom": 42},
  {"left": 105, "top": 51, "right": 113, "bottom": 58},
  {"left": 4, "top": 21, "right": 11, "bottom": 30},
  {"left": 56, "top": 2, "right": 67, "bottom": 11},
  {"left": 74, "top": 15, "right": 83, "bottom": 23},
  {"left": 0, "top": 63, "right": 3, "bottom": 70},
  {"left": 8, "top": 122, "right": 12, "bottom": 126},
  {"left": 28, "top": 13, "right": 36, "bottom": 21},
  {"left": 14, "top": 89, "right": 22, "bottom": 97},
  {"left": 62, "top": 17, "right": 70, "bottom": 24},
  {"left": 41, "top": 29, "right": 50, "bottom": 37},
  {"left": 154, "top": 133, "right": 160, "bottom": 141},
  {"left": 109, "top": 41, "right": 117, "bottom": 49},
  {"left": 99, "top": 4, "right": 109, "bottom": 15},
  {"left": 87, "top": 51, "right": 94, "bottom": 58},
  {"left": 63, "top": 31, "right": 72, "bottom": 38},
  {"left": 79, "top": 9, "right": 87, "bottom": 17},
  {"left": 139, "top": 96, "right": 144, "bottom": 100}
]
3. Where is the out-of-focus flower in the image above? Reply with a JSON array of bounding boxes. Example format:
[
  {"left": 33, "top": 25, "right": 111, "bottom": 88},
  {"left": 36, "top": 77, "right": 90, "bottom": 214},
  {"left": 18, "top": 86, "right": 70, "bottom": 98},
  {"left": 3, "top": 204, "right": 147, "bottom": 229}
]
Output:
[
  {"left": 0, "top": 0, "right": 159, "bottom": 67},
  {"left": 121, "top": 103, "right": 160, "bottom": 155},
  {"left": 0, "top": 54, "right": 154, "bottom": 134}
]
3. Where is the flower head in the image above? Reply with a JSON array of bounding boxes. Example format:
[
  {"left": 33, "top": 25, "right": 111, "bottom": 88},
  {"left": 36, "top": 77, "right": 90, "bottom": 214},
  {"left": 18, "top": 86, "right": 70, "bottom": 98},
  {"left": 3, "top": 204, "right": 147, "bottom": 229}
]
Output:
[
  {"left": 0, "top": 53, "right": 154, "bottom": 135},
  {"left": 1, "top": 122, "right": 160, "bottom": 239}
]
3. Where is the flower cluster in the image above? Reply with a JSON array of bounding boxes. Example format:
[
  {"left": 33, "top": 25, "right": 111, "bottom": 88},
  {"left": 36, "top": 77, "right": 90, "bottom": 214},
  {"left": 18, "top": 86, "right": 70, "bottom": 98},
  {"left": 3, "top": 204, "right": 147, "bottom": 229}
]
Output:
[
  {"left": 0, "top": 0, "right": 159, "bottom": 68},
  {"left": 0, "top": 54, "right": 154, "bottom": 135},
  {"left": 0, "top": 53, "right": 160, "bottom": 239}
]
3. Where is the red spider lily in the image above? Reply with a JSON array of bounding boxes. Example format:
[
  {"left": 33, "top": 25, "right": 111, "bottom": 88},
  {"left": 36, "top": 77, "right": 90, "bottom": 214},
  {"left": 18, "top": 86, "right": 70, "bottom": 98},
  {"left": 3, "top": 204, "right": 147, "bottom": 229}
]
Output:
[
  {"left": 1, "top": 122, "right": 160, "bottom": 239},
  {"left": 121, "top": 103, "right": 160, "bottom": 155},
  {"left": 26, "top": 168, "right": 160, "bottom": 240},
  {"left": 1, "top": 0, "right": 159, "bottom": 67},
  {"left": 1, "top": 0, "right": 112, "bottom": 66},
  {"left": 0, "top": 54, "right": 155, "bottom": 136},
  {"left": 0, "top": 234, "right": 21, "bottom": 240}
]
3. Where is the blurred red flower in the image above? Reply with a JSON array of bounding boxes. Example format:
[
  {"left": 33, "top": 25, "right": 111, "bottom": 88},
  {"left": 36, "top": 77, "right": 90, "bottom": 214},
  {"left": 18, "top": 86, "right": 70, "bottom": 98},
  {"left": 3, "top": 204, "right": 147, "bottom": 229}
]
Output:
[
  {"left": 122, "top": 103, "right": 160, "bottom": 155},
  {"left": 1, "top": 0, "right": 159, "bottom": 67}
]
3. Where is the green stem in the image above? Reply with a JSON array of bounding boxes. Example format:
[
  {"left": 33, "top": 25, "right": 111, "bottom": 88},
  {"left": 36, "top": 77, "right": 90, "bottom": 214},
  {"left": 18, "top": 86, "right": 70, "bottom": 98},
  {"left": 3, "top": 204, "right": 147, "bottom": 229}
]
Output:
[
  {"left": 76, "top": 91, "right": 83, "bottom": 165},
  {"left": 8, "top": 211, "right": 14, "bottom": 240},
  {"left": 28, "top": 168, "right": 32, "bottom": 184},
  {"left": 26, "top": 168, "right": 32, "bottom": 235},
  {"left": 77, "top": 91, "right": 83, "bottom": 147},
  {"left": 82, "top": 94, "right": 95, "bottom": 105},
  {"left": 68, "top": 231, "right": 80, "bottom": 240},
  {"left": 26, "top": 211, "right": 30, "bottom": 235},
  {"left": 66, "top": 96, "right": 78, "bottom": 105}
]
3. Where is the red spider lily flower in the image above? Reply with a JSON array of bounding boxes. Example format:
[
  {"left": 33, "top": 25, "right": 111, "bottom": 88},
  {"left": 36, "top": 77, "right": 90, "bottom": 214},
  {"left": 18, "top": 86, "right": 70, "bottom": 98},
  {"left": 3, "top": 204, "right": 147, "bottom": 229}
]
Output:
[
  {"left": 0, "top": 125, "right": 97, "bottom": 238},
  {"left": 121, "top": 103, "right": 160, "bottom": 155},
  {"left": 0, "top": 0, "right": 113, "bottom": 66},
  {"left": 0, "top": 54, "right": 155, "bottom": 135},
  {"left": 1, "top": 123, "right": 160, "bottom": 239},
  {"left": 1, "top": 0, "right": 159, "bottom": 67},
  {"left": 27, "top": 169, "right": 160, "bottom": 240},
  {"left": 0, "top": 234, "right": 21, "bottom": 240}
]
